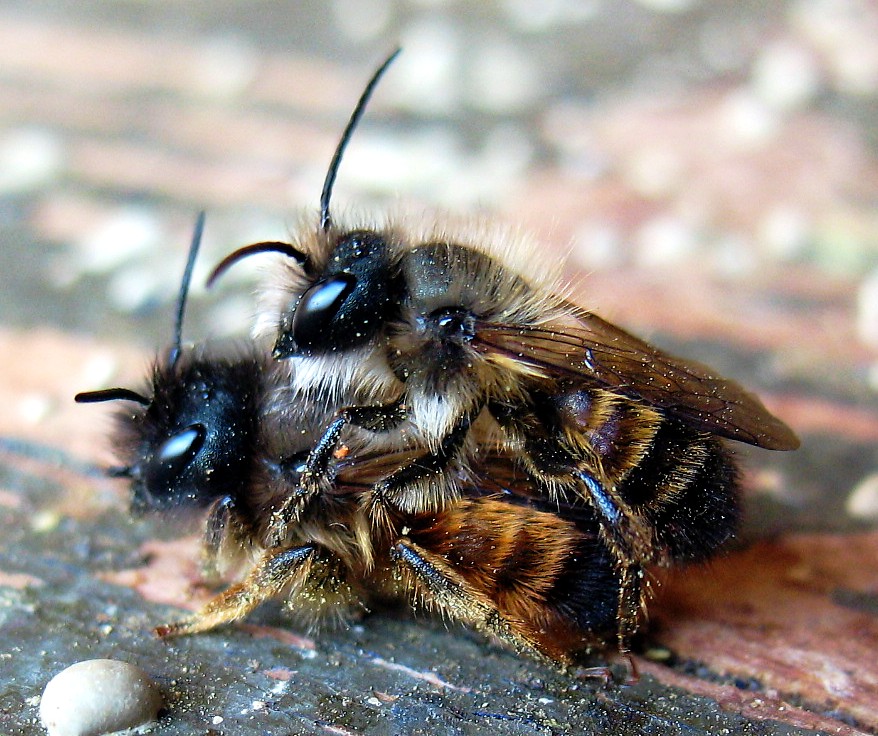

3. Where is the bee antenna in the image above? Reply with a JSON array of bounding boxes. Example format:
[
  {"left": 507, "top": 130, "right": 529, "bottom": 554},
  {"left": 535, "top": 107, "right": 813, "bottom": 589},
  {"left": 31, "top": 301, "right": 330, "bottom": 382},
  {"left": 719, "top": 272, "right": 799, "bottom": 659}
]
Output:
[
  {"left": 207, "top": 241, "right": 311, "bottom": 287},
  {"left": 320, "top": 48, "right": 401, "bottom": 232},
  {"left": 169, "top": 211, "right": 206, "bottom": 369},
  {"left": 75, "top": 388, "right": 151, "bottom": 406}
]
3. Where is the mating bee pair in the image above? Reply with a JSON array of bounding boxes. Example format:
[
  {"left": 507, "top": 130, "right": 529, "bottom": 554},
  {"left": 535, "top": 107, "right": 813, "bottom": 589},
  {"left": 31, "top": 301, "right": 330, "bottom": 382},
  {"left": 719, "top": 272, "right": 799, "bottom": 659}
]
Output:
[{"left": 77, "top": 51, "right": 798, "bottom": 668}]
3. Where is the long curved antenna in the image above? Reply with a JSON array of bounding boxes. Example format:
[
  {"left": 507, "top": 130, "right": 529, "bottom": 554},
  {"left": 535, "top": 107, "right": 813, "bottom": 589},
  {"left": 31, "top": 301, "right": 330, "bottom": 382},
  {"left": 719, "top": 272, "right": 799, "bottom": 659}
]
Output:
[
  {"left": 75, "top": 388, "right": 150, "bottom": 405},
  {"left": 169, "top": 211, "right": 205, "bottom": 369},
  {"left": 320, "top": 48, "right": 401, "bottom": 232},
  {"left": 207, "top": 241, "right": 310, "bottom": 288}
]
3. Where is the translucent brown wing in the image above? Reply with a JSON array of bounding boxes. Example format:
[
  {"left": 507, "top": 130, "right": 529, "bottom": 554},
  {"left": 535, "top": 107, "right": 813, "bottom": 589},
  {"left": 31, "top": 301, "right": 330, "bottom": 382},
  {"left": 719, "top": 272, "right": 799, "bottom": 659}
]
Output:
[
  {"left": 333, "top": 446, "right": 531, "bottom": 496},
  {"left": 474, "top": 308, "right": 799, "bottom": 451}
]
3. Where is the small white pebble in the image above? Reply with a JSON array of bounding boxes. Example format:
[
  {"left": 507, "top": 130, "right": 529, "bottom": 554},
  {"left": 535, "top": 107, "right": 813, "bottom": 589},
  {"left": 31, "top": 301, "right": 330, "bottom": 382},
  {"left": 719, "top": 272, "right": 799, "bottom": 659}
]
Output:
[
  {"left": 74, "top": 209, "right": 161, "bottom": 275},
  {"left": 467, "top": 40, "right": 541, "bottom": 113},
  {"left": 30, "top": 510, "right": 62, "bottom": 534},
  {"left": 572, "top": 221, "right": 625, "bottom": 269},
  {"left": 717, "top": 89, "right": 780, "bottom": 148},
  {"left": 395, "top": 19, "right": 461, "bottom": 114},
  {"left": 623, "top": 147, "right": 683, "bottom": 199},
  {"left": 107, "top": 266, "right": 164, "bottom": 315},
  {"left": 751, "top": 40, "right": 820, "bottom": 111},
  {"left": 40, "top": 660, "right": 162, "bottom": 736},
  {"left": 759, "top": 206, "right": 810, "bottom": 260},
  {"left": 635, "top": 215, "right": 697, "bottom": 267},
  {"left": 191, "top": 35, "right": 259, "bottom": 99},
  {"left": 711, "top": 233, "right": 757, "bottom": 277}
]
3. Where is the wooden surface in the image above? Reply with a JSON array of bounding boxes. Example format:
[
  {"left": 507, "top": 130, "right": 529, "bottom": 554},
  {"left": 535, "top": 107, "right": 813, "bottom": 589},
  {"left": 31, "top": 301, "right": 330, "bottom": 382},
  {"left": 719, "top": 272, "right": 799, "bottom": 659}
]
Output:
[{"left": 1, "top": 4, "right": 877, "bottom": 735}]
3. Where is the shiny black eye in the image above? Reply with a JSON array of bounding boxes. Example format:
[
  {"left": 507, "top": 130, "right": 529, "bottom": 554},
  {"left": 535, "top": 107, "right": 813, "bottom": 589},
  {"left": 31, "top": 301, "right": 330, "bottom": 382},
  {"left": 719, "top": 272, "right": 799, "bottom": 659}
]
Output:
[
  {"left": 291, "top": 273, "right": 357, "bottom": 350},
  {"left": 428, "top": 307, "right": 476, "bottom": 341},
  {"left": 158, "top": 426, "right": 204, "bottom": 465},
  {"left": 143, "top": 424, "right": 206, "bottom": 494}
]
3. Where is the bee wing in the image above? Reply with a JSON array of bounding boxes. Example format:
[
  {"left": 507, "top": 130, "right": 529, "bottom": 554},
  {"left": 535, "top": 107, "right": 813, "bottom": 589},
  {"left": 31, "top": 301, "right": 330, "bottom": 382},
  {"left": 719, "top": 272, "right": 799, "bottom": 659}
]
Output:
[
  {"left": 333, "top": 446, "right": 531, "bottom": 495},
  {"left": 475, "top": 308, "right": 799, "bottom": 451},
  {"left": 333, "top": 449, "right": 424, "bottom": 488}
]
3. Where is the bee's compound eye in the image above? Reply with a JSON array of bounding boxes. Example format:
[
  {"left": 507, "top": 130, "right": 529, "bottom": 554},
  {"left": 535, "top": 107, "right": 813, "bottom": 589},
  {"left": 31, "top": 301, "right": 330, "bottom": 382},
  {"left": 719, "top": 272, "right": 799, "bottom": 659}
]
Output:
[
  {"left": 292, "top": 273, "right": 357, "bottom": 349},
  {"left": 143, "top": 424, "right": 206, "bottom": 494},
  {"left": 158, "top": 425, "right": 205, "bottom": 467},
  {"left": 428, "top": 307, "right": 476, "bottom": 340}
]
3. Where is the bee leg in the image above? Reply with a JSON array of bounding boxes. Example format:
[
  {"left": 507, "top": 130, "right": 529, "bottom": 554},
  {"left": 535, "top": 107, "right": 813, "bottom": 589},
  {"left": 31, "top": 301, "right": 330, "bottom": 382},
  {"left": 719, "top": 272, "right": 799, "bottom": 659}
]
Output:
[
  {"left": 309, "top": 400, "right": 409, "bottom": 476},
  {"left": 201, "top": 495, "right": 252, "bottom": 583},
  {"left": 573, "top": 471, "right": 653, "bottom": 654},
  {"left": 615, "top": 562, "right": 645, "bottom": 654},
  {"left": 490, "top": 401, "right": 657, "bottom": 560},
  {"left": 268, "top": 400, "right": 408, "bottom": 544},
  {"left": 391, "top": 540, "right": 550, "bottom": 662},
  {"left": 366, "top": 414, "right": 474, "bottom": 520},
  {"left": 491, "top": 404, "right": 654, "bottom": 651},
  {"left": 575, "top": 470, "right": 657, "bottom": 564},
  {"left": 155, "top": 545, "right": 315, "bottom": 637}
]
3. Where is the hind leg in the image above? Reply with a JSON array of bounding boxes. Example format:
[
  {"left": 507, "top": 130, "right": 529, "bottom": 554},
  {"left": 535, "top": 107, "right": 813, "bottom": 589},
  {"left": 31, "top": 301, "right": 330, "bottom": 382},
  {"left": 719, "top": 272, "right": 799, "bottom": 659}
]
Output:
[
  {"left": 155, "top": 545, "right": 318, "bottom": 637},
  {"left": 391, "top": 540, "right": 548, "bottom": 660}
]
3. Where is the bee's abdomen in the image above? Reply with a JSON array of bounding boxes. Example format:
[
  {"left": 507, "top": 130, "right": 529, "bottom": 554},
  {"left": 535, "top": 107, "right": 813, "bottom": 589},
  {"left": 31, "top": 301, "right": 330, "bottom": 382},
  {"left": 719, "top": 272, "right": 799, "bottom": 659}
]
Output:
[
  {"left": 556, "top": 388, "right": 740, "bottom": 562},
  {"left": 408, "top": 498, "right": 620, "bottom": 658},
  {"left": 620, "top": 418, "right": 740, "bottom": 562}
]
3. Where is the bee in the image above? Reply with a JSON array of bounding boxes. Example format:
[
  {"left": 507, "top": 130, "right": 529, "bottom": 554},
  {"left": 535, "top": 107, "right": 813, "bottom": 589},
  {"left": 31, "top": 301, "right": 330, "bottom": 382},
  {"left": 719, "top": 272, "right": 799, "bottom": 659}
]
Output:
[
  {"left": 210, "top": 49, "right": 801, "bottom": 655},
  {"left": 74, "top": 214, "right": 273, "bottom": 563},
  {"left": 74, "top": 212, "right": 628, "bottom": 666}
]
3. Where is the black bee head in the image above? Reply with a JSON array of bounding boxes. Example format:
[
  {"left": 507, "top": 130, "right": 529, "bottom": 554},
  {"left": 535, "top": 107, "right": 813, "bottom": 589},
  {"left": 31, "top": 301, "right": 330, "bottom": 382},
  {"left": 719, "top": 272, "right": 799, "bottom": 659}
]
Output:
[
  {"left": 76, "top": 212, "right": 264, "bottom": 512},
  {"left": 78, "top": 348, "right": 264, "bottom": 512},
  {"left": 206, "top": 52, "right": 404, "bottom": 363},
  {"left": 274, "top": 230, "right": 399, "bottom": 359}
]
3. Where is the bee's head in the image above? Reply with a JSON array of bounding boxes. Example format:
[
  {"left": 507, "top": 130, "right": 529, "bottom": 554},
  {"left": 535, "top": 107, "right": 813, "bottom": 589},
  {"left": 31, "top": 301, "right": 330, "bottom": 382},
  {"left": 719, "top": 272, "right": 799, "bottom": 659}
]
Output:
[
  {"left": 206, "top": 50, "right": 402, "bottom": 362},
  {"left": 272, "top": 227, "right": 400, "bottom": 359},
  {"left": 77, "top": 349, "right": 264, "bottom": 511},
  {"left": 76, "top": 212, "right": 263, "bottom": 511}
]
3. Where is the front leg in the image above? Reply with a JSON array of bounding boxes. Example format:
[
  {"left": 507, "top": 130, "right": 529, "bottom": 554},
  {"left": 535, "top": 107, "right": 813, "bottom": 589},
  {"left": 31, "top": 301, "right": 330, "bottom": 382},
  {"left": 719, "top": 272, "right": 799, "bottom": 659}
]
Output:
[
  {"left": 268, "top": 400, "right": 408, "bottom": 545},
  {"left": 364, "top": 412, "right": 475, "bottom": 522},
  {"left": 201, "top": 495, "right": 255, "bottom": 583}
]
